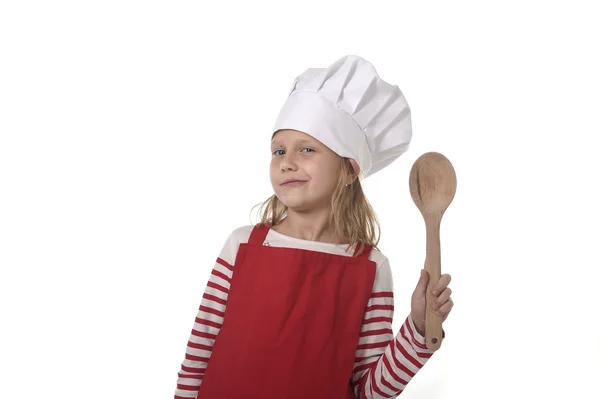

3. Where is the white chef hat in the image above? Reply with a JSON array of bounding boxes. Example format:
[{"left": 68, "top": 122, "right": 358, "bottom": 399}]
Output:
[{"left": 272, "top": 55, "right": 412, "bottom": 180}]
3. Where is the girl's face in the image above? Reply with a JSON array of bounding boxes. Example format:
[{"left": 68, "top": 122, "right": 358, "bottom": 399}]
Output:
[{"left": 270, "top": 129, "right": 343, "bottom": 213}]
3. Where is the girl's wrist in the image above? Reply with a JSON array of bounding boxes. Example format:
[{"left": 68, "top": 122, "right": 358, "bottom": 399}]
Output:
[{"left": 411, "top": 314, "right": 425, "bottom": 336}]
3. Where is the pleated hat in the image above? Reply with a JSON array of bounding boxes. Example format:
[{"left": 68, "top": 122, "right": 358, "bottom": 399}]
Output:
[{"left": 272, "top": 55, "right": 412, "bottom": 180}]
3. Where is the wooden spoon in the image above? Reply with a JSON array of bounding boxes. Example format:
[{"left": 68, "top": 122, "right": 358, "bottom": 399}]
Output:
[{"left": 409, "top": 152, "right": 457, "bottom": 351}]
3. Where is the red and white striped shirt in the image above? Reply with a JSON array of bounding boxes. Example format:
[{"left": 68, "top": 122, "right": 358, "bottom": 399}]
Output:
[{"left": 175, "top": 225, "right": 444, "bottom": 399}]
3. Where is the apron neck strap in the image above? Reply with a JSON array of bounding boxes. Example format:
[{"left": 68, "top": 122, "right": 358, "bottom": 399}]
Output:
[
  {"left": 248, "top": 223, "right": 271, "bottom": 245},
  {"left": 250, "top": 224, "right": 373, "bottom": 260},
  {"left": 353, "top": 242, "right": 373, "bottom": 259}
]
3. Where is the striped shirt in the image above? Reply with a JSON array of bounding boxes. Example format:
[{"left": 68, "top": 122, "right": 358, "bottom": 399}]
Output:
[{"left": 175, "top": 225, "right": 445, "bottom": 398}]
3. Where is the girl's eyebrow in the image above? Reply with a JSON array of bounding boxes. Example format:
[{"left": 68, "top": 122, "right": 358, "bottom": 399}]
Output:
[{"left": 271, "top": 139, "right": 318, "bottom": 147}]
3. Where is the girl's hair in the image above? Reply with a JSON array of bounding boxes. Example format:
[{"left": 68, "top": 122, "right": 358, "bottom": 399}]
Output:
[{"left": 251, "top": 157, "right": 381, "bottom": 256}]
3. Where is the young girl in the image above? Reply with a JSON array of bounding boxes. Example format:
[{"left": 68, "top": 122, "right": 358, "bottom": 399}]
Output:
[{"left": 174, "top": 55, "right": 454, "bottom": 399}]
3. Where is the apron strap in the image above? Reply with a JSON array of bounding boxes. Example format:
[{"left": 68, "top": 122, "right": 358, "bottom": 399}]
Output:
[
  {"left": 353, "top": 242, "right": 373, "bottom": 259},
  {"left": 250, "top": 224, "right": 372, "bottom": 259},
  {"left": 248, "top": 223, "right": 271, "bottom": 245}
]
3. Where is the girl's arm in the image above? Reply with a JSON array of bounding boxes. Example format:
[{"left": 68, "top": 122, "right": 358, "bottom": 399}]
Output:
[
  {"left": 351, "top": 260, "right": 446, "bottom": 398},
  {"left": 174, "top": 232, "right": 240, "bottom": 399}
]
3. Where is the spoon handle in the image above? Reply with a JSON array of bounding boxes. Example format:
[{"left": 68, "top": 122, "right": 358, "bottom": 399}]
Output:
[{"left": 425, "top": 213, "right": 444, "bottom": 351}]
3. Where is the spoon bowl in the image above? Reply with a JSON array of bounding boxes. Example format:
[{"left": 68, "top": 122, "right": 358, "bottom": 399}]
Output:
[{"left": 410, "top": 152, "right": 457, "bottom": 215}]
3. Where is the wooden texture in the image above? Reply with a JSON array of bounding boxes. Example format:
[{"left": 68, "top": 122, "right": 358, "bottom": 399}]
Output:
[{"left": 409, "top": 152, "right": 457, "bottom": 351}]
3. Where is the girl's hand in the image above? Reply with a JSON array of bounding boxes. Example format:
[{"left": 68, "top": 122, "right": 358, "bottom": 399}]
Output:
[{"left": 410, "top": 268, "right": 454, "bottom": 336}]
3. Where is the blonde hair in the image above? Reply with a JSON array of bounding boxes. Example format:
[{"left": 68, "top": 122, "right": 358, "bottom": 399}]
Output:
[{"left": 251, "top": 157, "right": 381, "bottom": 256}]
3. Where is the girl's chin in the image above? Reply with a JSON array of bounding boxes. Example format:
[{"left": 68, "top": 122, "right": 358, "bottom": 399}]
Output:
[
  {"left": 278, "top": 199, "right": 306, "bottom": 210},
  {"left": 276, "top": 195, "right": 310, "bottom": 210}
]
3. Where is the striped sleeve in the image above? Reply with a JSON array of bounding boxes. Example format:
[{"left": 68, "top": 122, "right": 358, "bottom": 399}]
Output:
[
  {"left": 174, "top": 231, "right": 241, "bottom": 399},
  {"left": 351, "top": 260, "right": 446, "bottom": 398}
]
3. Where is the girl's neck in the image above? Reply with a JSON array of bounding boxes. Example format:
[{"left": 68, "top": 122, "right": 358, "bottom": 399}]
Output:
[{"left": 272, "top": 210, "right": 343, "bottom": 244}]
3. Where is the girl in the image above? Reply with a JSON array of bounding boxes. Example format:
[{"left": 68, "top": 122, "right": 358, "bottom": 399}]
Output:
[{"left": 174, "top": 55, "right": 454, "bottom": 399}]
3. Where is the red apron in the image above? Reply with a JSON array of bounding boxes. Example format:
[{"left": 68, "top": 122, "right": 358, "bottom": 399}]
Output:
[{"left": 197, "top": 223, "right": 376, "bottom": 399}]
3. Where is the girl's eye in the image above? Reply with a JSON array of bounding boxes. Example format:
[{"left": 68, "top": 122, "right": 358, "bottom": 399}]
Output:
[{"left": 272, "top": 148, "right": 313, "bottom": 156}]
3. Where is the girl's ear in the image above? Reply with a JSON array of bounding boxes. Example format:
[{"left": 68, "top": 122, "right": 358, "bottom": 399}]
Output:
[{"left": 349, "top": 159, "right": 360, "bottom": 182}]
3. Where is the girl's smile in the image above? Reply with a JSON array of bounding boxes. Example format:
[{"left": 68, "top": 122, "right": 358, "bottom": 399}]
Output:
[{"left": 281, "top": 179, "right": 307, "bottom": 187}]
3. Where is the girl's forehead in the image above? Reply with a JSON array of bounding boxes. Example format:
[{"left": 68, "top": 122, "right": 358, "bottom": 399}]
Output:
[{"left": 271, "top": 129, "right": 320, "bottom": 145}]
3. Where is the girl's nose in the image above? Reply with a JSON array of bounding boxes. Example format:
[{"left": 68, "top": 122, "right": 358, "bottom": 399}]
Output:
[{"left": 280, "top": 155, "right": 298, "bottom": 171}]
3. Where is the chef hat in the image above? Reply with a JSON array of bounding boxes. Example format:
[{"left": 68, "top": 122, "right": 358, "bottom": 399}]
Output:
[{"left": 272, "top": 55, "right": 412, "bottom": 180}]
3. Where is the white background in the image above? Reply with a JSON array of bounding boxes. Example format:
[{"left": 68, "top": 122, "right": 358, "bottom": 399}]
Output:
[{"left": 1, "top": 1, "right": 598, "bottom": 398}]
